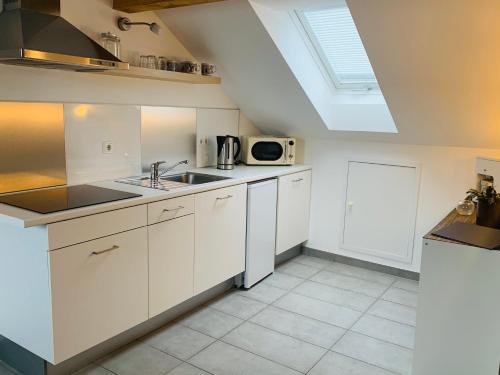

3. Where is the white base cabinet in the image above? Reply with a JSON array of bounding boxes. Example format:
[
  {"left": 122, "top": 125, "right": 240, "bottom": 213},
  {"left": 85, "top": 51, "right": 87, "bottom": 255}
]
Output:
[
  {"left": 49, "top": 227, "right": 149, "bottom": 364},
  {"left": 413, "top": 240, "right": 500, "bottom": 375},
  {"left": 194, "top": 184, "right": 247, "bottom": 294},
  {"left": 0, "top": 170, "right": 313, "bottom": 365},
  {"left": 276, "top": 170, "right": 312, "bottom": 255},
  {"left": 148, "top": 214, "right": 195, "bottom": 318}
]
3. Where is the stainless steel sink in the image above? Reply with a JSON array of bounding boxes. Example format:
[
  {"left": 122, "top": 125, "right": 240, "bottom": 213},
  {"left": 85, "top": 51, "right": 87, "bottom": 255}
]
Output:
[
  {"left": 162, "top": 172, "right": 229, "bottom": 185},
  {"left": 116, "top": 172, "right": 230, "bottom": 191}
]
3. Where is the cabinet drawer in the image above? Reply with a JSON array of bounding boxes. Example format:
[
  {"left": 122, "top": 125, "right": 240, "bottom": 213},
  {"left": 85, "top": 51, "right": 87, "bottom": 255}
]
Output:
[
  {"left": 49, "top": 227, "right": 148, "bottom": 363},
  {"left": 48, "top": 205, "right": 147, "bottom": 250},
  {"left": 148, "top": 195, "right": 195, "bottom": 225},
  {"left": 276, "top": 170, "right": 312, "bottom": 255}
]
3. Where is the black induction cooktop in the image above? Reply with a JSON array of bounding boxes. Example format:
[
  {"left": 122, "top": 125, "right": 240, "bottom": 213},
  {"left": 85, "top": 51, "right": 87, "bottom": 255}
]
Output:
[{"left": 0, "top": 185, "right": 142, "bottom": 214}]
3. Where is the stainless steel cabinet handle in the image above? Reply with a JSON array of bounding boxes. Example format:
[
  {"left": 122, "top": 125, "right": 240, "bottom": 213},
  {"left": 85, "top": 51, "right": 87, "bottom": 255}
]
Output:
[
  {"left": 216, "top": 195, "right": 233, "bottom": 200},
  {"left": 91, "top": 245, "right": 120, "bottom": 256},
  {"left": 162, "top": 206, "right": 185, "bottom": 212},
  {"left": 292, "top": 178, "right": 304, "bottom": 182}
]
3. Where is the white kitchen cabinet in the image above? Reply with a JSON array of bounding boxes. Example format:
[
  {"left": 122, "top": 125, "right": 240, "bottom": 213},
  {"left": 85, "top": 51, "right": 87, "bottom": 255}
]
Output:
[
  {"left": 148, "top": 214, "right": 195, "bottom": 318},
  {"left": 49, "top": 227, "right": 148, "bottom": 363},
  {"left": 413, "top": 239, "right": 500, "bottom": 375},
  {"left": 341, "top": 161, "right": 419, "bottom": 264},
  {"left": 276, "top": 170, "right": 312, "bottom": 255},
  {"left": 194, "top": 184, "right": 247, "bottom": 294}
]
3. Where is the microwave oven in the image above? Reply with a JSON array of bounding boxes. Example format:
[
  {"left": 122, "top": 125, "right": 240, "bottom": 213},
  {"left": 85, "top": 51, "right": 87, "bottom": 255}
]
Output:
[{"left": 241, "top": 136, "right": 296, "bottom": 165}]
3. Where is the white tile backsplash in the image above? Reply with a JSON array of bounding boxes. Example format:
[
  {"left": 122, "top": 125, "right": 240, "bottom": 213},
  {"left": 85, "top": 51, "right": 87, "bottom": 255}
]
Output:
[{"left": 64, "top": 104, "right": 141, "bottom": 185}]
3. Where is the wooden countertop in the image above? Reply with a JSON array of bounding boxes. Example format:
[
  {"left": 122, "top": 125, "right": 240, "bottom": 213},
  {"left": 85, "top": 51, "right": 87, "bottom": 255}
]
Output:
[{"left": 424, "top": 209, "right": 476, "bottom": 244}]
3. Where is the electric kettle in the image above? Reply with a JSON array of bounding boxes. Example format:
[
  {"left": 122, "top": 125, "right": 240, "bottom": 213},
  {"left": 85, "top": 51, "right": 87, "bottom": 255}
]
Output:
[{"left": 217, "top": 135, "right": 241, "bottom": 170}]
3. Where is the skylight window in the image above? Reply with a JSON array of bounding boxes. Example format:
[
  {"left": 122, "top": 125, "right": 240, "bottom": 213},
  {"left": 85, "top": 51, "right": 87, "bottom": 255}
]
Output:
[{"left": 297, "top": 5, "right": 379, "bottom": 91}]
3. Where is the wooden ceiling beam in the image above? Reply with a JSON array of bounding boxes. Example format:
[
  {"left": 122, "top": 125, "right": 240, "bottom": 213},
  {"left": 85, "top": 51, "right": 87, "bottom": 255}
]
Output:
[{"left": 113, "top": 0, "right": 226, "bottom": 13}]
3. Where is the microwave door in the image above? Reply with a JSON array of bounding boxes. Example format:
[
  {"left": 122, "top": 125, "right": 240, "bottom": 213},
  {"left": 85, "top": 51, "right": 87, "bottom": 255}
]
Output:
[{"left": 251, "top": 141, "right": 285, "bottom": 163}]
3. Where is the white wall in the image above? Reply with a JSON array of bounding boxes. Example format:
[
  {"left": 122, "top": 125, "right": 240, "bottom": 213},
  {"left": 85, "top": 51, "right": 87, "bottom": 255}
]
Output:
[
  {"left": 0, "top": 0, "right": 261, "bottom": 185},
  {"left": 0, "top": 0, "right": 236, "bottom": 110},
  {"left": 304, "top": 138, "right": 500, "bottom": 272},
  {"left": 61, "top": 0, "right": 193, "bottom": 65}
]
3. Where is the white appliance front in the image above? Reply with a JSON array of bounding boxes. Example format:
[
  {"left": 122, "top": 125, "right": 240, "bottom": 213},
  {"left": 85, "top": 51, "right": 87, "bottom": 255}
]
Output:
[{"left": 244, "top": 179, "right": 278, "bottom": 288}]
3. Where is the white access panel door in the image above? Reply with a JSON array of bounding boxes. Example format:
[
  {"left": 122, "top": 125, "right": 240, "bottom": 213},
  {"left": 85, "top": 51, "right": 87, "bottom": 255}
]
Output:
[
  {"left": 342, "top": 161, "right": 418, "bottom": 263},
  {"left": 244, "top": 179, "right": 277, "bottom": 288}
]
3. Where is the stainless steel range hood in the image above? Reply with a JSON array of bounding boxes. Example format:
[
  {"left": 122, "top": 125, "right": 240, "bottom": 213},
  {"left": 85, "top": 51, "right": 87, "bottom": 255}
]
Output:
[{"left": 0, "top": 0, "right": 129, "bottom": 71}]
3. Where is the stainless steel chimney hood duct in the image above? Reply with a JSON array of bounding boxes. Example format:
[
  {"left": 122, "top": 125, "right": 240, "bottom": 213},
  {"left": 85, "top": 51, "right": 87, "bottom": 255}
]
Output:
[{"left": 0, "top": 0, "right": 129, "bottom": 71}]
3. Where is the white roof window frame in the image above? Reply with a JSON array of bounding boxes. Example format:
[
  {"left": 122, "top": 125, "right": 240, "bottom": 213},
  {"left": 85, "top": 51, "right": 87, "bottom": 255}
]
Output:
[{"left": 294, "top": 3, "right": 380, "bottom": 93}]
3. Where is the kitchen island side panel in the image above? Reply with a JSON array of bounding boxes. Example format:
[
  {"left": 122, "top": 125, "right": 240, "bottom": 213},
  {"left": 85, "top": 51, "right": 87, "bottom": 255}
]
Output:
[
  {"left": 413, "top": 239, "right": 500, "bottom": 375},
  {"left": 0, "top": 222, "right": 54, "bottom": 362}
]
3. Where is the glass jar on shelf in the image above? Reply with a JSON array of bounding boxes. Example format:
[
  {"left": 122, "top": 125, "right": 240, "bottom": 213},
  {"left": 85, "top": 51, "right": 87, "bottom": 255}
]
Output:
[{"left": 100, "top": 32, "right": 121, "bottom": 59}]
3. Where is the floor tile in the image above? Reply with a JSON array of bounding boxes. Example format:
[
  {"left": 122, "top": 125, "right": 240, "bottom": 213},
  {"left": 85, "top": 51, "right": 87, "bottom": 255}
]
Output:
[
  {"left": 236, "top": 282, "right": 287, "bottom": 304},
  {"left": 261, "top": 272, "right": 304, "bottom": 290},
  {"left": 333, "top": 332, "right": 413, "bottom": 374},
  {"left": 167, "top": 363, "right": 210, "bottom": 375},
  {"left": 293, "top": 280, "right": 375, "bottom": 312},
  {"left": 393, "top": 278, "right": 419, "bottom": 293},
  {"left": 273, "top": 293, "right": 362, "bottom": 329},
  {"left": 291, "top": 255, "right": 332, "bottom": 269},
  {"left": 189, "top": 341, "right": 301, "bottom": 375},
  {"left": 99, "top": 342, "right": 181, "bottom": 375},
  {"left": 351, "top": 315, "right": 416, "bottom": 349},
  {"left": 209, "top": 293, "right": 267, "bottom": 319},
  {"left": 250, "top": 306, "right": 345, "bottom": 348},
  {"left": 222, "top": 322, "right": 326, "bottom": 373},
  {"left": 276, "top": 261, "right": 320, "bottom": 279},
  {"left": 308, "top": 351, "right": 395, "bottom": 375},
  {"left": 382, "top": 287, "right": 418, "bottom": 308},
  {"left": 179, "top": 306, "right": 243, "bottom": 338},
  {"left": 325, "top": 263, "right": 396, "bottom": 286},
  {"left": 368, "top": 299, "right": 417, "bottom": 326},
  {"left": 311, "top": 270, "right": 388, "bottom": 297},
  {"left": 143, "top": 324, "right": 215, "bottom": 361},
  {"left": 73, "top": 364, "right": 115, "bottom": 375}
]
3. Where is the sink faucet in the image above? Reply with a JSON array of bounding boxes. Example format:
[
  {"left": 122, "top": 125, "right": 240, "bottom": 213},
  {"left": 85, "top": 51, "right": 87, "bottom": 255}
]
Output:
[{"left": 150, "top": 160, "right": 189, "bottom": 182}]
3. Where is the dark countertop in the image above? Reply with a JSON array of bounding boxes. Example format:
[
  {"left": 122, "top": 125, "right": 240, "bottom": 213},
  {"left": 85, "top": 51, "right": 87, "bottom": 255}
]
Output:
[{"left": 424, "top": 209, "right": 476, "bottom": 244}]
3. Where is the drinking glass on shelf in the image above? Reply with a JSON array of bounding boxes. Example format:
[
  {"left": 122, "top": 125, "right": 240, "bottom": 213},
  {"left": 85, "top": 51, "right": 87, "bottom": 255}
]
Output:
[
  {"left": 147, "top": 55, "right": 157, "bottom": 69},
  {"left": 158, "top": 56, "right": 167, "bottom": 70},
  {"left": 139, "top": 55, "right": 148, "bottom": 68}
]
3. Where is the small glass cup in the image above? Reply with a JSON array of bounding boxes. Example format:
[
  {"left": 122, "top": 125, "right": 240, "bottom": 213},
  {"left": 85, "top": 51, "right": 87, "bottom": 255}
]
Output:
[
  {"left": 158, "top": 56, "right": 167, "bottom": 70},
  {"left": 167, "top": 60, "right": 178, "bottom": 72},
  {"left": 147, "top": 55, "right": 157, "bottom": 69},
  {"left": 139, "top": 55, "right": 148, "bottom": 68},
  {"left": 201, "top": 63, "right": 216, "bottom": 76}
]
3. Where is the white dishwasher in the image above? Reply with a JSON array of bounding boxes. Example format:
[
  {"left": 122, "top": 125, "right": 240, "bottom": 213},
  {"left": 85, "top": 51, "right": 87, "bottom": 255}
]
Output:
[{"left": 244, "top": 179, "right": 278, "bottom": 288}]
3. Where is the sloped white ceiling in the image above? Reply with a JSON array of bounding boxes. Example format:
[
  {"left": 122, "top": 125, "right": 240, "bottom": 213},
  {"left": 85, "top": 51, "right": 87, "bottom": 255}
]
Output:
[
  {"left": 158, "top": 0, "right": 500, "bottom": 148},
  {"left": 157, "top": 0, "right": 331, "bottom": 137}
]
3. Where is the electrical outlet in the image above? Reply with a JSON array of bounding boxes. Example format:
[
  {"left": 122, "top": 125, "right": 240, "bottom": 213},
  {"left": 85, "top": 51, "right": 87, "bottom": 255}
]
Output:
[{"left": 102, "top": 141, "right": 113, "bottom": 154}]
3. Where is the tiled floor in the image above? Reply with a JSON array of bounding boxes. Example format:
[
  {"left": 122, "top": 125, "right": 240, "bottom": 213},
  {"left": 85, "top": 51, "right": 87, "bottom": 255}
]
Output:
[{"left": 0, "top": 255, "right": 419, "bottom": 375}]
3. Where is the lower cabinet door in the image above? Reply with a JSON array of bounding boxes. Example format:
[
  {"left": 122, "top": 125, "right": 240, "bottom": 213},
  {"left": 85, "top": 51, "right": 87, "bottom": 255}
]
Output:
[
  {"left": 194, "top": 184, "right": 247, "bottom": 294},
  {"left": 148, "top": 214, "right": 195, "bottom": 318},
  {"left": 49, "top": 228, "right": 148, "bottom": 364},
  {"left": 276, "top": 170, "right": 312, "bottom": 255}
]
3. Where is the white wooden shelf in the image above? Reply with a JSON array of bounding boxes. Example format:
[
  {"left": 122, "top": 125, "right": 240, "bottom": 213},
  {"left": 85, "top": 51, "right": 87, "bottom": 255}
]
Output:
[{"left": 99, "top": 66, "right": 221, "bottom": 84}]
